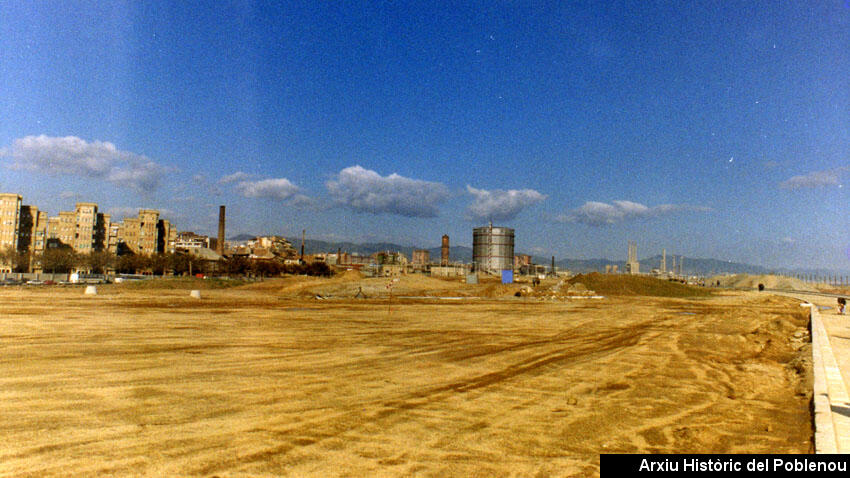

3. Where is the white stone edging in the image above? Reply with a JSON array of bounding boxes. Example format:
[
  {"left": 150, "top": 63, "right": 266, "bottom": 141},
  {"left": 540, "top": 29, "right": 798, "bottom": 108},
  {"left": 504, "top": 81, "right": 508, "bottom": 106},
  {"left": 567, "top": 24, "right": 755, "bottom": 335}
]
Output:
[{"left": 809, "top": 304, "right": 850, "bottom": 453}]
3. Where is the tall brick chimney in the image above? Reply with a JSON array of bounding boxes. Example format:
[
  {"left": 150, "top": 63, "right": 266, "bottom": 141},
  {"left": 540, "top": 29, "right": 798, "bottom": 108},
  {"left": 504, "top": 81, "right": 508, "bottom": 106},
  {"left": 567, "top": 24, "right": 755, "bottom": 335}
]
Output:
[{"left": 217, "top": 205, "right": 226, "bottom": 256}]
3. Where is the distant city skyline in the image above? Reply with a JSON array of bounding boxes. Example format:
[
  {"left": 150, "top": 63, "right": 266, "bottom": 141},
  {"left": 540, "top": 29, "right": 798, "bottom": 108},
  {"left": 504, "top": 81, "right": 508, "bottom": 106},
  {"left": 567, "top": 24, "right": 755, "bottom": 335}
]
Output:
[{"left": 2, "top": 2, "right": 848, "bottom": 270}]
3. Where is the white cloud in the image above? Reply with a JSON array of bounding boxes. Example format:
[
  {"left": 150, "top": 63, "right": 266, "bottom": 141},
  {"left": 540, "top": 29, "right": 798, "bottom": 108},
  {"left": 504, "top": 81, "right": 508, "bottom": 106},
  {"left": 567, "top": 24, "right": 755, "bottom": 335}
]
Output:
[
  {"left": 106, "top": 160, "right": 165, "bottom": 190},
  {"left": 465, "top": 185, "right": 546, "bottom": 222},
  {"left": 106, "top": 207, "right": 178, "bottom": 220},
  {"left": 219, "top": 171, "right": 257, "bottom": 184},
  {"left": 106, "top": 207, "right": 141, "bottom": 219},
  {"left": 286, "top": 193, "right": 321, "bottom": 209},
  {"left": 235, "top": 178, "right": 301, "bottom": 200},
  {"left": 780, "top": 167, "right": 849, "bottom": 190},
  {"left": 1, "top": 135, "right": 169, "bottom": 191},
  {"left": 559, "top": 200, "right": 711, "bottom": 226},
  {"left": 326, "top": 165, "right": 450, "bottom": 217}
]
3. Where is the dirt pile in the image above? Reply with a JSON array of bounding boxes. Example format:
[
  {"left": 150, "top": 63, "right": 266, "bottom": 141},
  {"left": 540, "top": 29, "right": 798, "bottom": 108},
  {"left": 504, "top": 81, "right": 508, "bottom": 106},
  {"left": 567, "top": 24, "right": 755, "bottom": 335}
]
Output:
[
  {"left": 477, "top": 282, "right": 523, "bottom": 298},
  {"left": 336, "top": 269, "right": 365, "bottom": 281},
  {"left": 283, "top": 272, "right": 470, "bottom": 298},
  {"left": 518, "top": 279, "right": 599, "bottom": 300},
  {"left": 563, "top": 273, "right": 712, "bottom": 297},
  {"left": 713, "top": 274, "right": 815, "bottom": 292}
]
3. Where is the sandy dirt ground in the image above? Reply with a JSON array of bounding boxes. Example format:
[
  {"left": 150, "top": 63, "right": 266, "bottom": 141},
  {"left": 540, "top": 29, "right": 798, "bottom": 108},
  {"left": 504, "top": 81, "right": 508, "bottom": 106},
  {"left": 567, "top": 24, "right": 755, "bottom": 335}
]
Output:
[{"left": 0, "top": 279, "right": 812, "bottom": 477}]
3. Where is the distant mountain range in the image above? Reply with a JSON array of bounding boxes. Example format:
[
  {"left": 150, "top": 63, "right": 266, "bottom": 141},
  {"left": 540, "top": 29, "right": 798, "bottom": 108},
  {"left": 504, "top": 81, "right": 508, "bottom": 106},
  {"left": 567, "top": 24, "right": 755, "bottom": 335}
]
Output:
[
  {"left": 230, "top": 235, "right": 847, "bottom": 277},
  {"left": 552, "top": 255, "right": 772, "bottom": 276}
]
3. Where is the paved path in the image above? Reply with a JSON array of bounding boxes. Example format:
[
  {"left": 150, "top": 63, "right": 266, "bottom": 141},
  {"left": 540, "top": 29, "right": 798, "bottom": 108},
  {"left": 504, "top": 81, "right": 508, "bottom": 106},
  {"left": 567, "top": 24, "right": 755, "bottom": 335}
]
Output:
[{"left": 774, "top": 292, "right": 850, "bottom": 453}]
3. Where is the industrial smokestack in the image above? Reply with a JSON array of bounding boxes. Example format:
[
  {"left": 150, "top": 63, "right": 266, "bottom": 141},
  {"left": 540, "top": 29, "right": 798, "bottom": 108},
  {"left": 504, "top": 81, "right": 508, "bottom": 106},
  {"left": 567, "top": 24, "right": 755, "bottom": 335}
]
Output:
[
  {"left": 300, "top": 229, "right": 305, "bottom": 263},
  {"left": 441, "top": 234, "right": 449, "bottom": 266},
  {"left": 217, "top": 205, "right": 226, "bottom": 256}
]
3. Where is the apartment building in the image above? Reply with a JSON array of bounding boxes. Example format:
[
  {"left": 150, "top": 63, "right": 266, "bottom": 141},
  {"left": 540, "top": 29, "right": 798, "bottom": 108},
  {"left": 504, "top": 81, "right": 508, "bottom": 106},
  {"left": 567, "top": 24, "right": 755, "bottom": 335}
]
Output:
[
  {"left": 46, "top": 216, "right": 60, "bottom": 248},
  {"left": 156, "top": 219, "right": 176, "bottom": 254},
  {"left": 174, "top": 232, "right": 210, "bottom": 250},
  {"left": 0, "top": 193, "right": 21, "bottom": 251},
  {"left": 52, "top": 211, "right": 76, "bottom": 248},
  {"left": 138, "top": 209, "right": 159, "bottom": 254},
  {"left": 120, "top": 217, "right": 141, "bottom": 253},
  {"left": 19, "top": 206, "right": 48, "bottom": 253},
  {"left": 0, "top": 193, "right": 22, "bottom": 272},
  {"left": 107, "top": 222, "right": 121, "bottom": 254},
  {"left": 45, "top": 203, "right": 110, "bottom": 254},
  {"left": 18, "top": 205, "right": 37, "bottom": 252},
  {"left": 113, "top": 209, "right": 174, "bottom": 255},
  {"left": 95, "top": 212, "right": 110, "bottom": 252},
  {"left": 73, "top": 202, "right": 97, "bottom": 252},
  {"left": 4, "top": 192, "right": 180, "bottom": 269}
]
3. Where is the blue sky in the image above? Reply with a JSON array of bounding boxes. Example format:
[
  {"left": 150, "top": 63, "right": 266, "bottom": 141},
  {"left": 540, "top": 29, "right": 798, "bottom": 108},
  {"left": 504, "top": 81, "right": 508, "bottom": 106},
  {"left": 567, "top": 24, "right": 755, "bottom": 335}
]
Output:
[{"left": 1, "top": 1, "right": 848, "bottom": 270}]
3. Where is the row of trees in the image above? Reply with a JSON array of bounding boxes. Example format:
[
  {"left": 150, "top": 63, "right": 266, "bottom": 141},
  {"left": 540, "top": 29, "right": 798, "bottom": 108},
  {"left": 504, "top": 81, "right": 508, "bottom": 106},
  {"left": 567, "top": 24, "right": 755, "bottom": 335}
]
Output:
[
  {"left": 0, "top": 247, "right": 332, "bottom": 277},
  {"left": 0, "top": 248, "right": 132, "bottom": 274},
  {"left": 218, "top": 255, "right": 332, "bottom": 277}
]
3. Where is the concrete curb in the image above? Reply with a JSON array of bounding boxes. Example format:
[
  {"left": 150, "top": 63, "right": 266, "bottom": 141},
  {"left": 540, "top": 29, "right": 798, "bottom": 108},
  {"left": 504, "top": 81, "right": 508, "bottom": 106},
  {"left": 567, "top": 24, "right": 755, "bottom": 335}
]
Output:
[{"left": 809, "top": 305, "right": 850, "bottom": 453}]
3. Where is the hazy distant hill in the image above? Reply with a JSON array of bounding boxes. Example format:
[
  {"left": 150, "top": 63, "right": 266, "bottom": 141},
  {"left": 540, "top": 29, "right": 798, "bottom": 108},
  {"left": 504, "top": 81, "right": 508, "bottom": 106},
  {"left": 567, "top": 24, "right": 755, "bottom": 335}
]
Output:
[
  {"left": 239, "top": 236, "right": 842, "bottom": 276},
  {"left": 300, "top": 240, "right": 766, "bottom": 275},
  {"left": 303, "top": 239, "right": 769, "bottom": 274},
  {"left": 553, "top": 255, "right": 772, "bottom": 276},
  {"left": 228, "top": 234, "right": 256, "bottom": 241}
]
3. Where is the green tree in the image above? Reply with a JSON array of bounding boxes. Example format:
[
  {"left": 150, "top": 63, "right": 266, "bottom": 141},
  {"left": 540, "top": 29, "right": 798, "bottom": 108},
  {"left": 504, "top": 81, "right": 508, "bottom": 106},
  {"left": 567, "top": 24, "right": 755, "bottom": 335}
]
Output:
[
  {"left": 305, "top": 261, "right": 333, "bottom": 277},
  {"left": 223, "top": 256, "right": 249, "bottom": 276},
  {"left": 41, "top": 247, "right": 78, "bottom": 274},
  {"left": 0, "top": 247, "right": 31, "bottom": 272},
  {"left": 82, "top": 251, "right": 114, "bottom": 274},
  {"left": 115, "top": 253, "right": 146, "bottom": 274},
  {"left": 149, "top": 253, "right": 172, "bottom": 276},
  {"left": 172, "top": 252, "right": 206, "bottom": 276},
  {"left": 249, "top": 259, "right": 281, "bottom": 278},
  {"left": 0, "top": 246, "right": 16, "bottom": 271}
]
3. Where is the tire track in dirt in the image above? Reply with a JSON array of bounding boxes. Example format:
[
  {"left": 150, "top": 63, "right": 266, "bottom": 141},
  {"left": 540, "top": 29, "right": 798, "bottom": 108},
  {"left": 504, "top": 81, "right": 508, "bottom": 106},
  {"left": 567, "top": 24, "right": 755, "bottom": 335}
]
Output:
[
  {"left": 0, "top": 290, "right": 811, "bottom": 476},
  {"left": 193, "top": 322, "right": 653, "bottom": 475}
]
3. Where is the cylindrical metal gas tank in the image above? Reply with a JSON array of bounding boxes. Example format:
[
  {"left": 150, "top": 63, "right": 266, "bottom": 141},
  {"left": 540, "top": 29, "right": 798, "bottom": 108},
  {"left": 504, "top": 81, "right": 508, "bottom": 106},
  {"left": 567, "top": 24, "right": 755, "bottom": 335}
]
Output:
[{"left": 472, "top": 226, "right": 515, "bottom": 274}]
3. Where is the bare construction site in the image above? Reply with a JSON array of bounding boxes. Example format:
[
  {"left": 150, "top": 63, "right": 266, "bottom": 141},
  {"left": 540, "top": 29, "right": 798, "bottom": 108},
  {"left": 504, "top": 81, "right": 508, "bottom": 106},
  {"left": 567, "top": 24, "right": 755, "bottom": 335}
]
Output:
[{"left": 0, "top": 273, "right": 813, "bottom": 476}]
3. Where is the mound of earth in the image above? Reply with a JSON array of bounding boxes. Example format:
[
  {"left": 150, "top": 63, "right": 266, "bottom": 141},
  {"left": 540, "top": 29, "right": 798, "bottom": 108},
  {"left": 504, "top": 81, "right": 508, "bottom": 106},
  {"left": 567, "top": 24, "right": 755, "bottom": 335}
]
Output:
[
  {"left": 281, "top": 272, "right": 470, "bottom": 298},
  {"left": 476, "top": 282, "right": 524, "bottom": 298},
  {"left": 233, "top": 278, "right": 290, "bottom": 291},
  {"left": 567, "top": 273, "right": 712, "bottom": 297},
  {"left": 336, "top": 269, "right": 365, "bottom": 281},
  {"left": 712, "top": 274, "right": 815, "bottom": 292}
]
